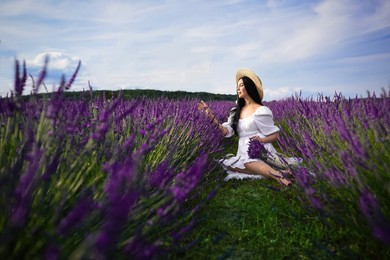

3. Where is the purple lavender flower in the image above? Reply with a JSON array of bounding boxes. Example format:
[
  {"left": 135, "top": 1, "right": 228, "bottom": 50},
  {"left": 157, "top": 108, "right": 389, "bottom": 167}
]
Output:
[
  {"left": 359, "top": 189, "right": 390, "bottom": 244},
  {"left": 335, "top": 116, "right": 352, "bottom": 144},
  {"left": 14, "top": 59, "right": 20, "bottom": 95},
  {"left": 172, "top": 219, "right": 196, "bottom": 242},
  {"left": 310, "top": 197, "right": 322, "bottom": 209},
  {"left": 14, "top": 59, "right": 27, "bottom": 96},
  {"left": 323, "top": 166, "right": 346, "bottom": 186},
  {"left": 122, "top": 134, "right": 136, "bottom": 150},
  {"left": 65, "top": 60, "right": 81, "bottom": 90},
  {"left": 157, "top": 202, "right": 177, "bottom": 218},
  {"left": 123, "top": 236, "right": 159, "bottom": 259},
  {"left": 96, "top": 155, "right": 140, "bottom": 255},
  {"left": 46, "top": 91, "right": 64, "bottom": 120},
  {"left": 170, "top": 154, "right": 207, "bottom": 203},
  {"left": 95, "top": 190, "right": 139, "bottom": 255},
  {"left": 57, "top": 194, "right": 95, "bottom": 235},
  {"left": 359, "top": 190, "right": 379, "bottom": 221},
  {"left": 12, "top": 144, "right": 43, "bottom": 227},
  {"left": 92, "top": 122, "right": 109, "bottom": 141},
  {"left": 34, "top": 55, "right": 49, "bottom": 93},
  {"left": 294, "top": 167, "right": 314, "bottom": 189},
  {"left": 41, "top": 149, "right": 61, "bottom": 182},
  {"left": 44, "top": 245, "right": 59, "bottom": 260},
  {"left": 247, "top": 138, "right": 268, "bottom": 160},
  {"left": 340, "top": 151, "right": 358, "bottom": 179},
  {"left": 148, "top": 161, "right": 174, "bottom": 190},
  {"left": 373, "top": 225, "right": 390, "bottom": 245},
  {"left": 351, "top": 138, "right": 367, "bottom": 160},
  {"left": 102, "top": 161, "right": 136, "bottom": 202},
  {"left": 302, "top": 132, "right": 316, "bottom": 149},
  {"left": 91, "top": 96, "right": 122, "bottom": 142}
]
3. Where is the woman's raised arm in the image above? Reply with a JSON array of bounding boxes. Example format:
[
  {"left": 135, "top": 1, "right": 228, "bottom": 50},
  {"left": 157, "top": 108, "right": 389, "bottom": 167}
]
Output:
[{"left": 197, "top": 100, "right": 229, "bottom": 136}]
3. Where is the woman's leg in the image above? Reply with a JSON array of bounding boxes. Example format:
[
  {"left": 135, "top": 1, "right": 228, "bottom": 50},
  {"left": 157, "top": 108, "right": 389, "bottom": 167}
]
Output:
[{"left": 244, "top": 161, "right": 291, "bottom": 186}]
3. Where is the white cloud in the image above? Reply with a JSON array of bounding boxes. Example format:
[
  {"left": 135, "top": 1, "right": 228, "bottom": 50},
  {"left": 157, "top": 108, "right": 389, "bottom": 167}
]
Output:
[
  {"left": 28, "top": 51, "right": 80, "bottom": 71},
  {"left": 264, "top": 86, "right": 302, "bottom": 100}
]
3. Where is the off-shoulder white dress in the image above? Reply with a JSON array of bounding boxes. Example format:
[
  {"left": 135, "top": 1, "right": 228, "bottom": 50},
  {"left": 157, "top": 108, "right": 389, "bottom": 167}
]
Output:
[{"left": 221, "top": 106, "right": 280, "bottom": 180}]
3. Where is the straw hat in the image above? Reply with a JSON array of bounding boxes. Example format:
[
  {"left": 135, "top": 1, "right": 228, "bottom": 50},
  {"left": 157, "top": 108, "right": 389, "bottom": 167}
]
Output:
[{"left": 236, "top": 68, "right": 263, "bottom": 101}]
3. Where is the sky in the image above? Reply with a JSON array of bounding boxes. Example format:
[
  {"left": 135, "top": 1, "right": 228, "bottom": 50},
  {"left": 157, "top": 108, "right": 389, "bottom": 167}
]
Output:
[{"left": 0, "top": 0, "right": 389, "bottom": 100}]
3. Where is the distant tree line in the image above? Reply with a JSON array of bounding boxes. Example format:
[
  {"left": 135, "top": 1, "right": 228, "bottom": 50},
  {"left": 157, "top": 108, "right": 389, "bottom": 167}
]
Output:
[{"left": 12, "top": 89, "right": 236, "bottom": 101}]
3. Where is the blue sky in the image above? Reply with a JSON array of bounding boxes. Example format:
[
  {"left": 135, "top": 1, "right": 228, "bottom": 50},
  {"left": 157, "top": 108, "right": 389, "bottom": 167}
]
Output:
[{"left": 0, "top": 0, "right": 389, "bottom": 100}]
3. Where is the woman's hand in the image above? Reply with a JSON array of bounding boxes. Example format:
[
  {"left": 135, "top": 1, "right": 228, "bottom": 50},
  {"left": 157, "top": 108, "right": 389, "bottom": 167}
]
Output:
[
  {"left": 250, "top": 132, "right": 279, "bottom": 144},
  {"left": 250, "top": 136, "right": 265, "bottom": 143},
  {"left": 198, "top": 100, "right": 228, "bottom": 136},
  {"left": 197, "top": 100, "right": 207, "bottom": 112},
  {"left": 197, "top": 100, "right": 214, "bottom": 119}
]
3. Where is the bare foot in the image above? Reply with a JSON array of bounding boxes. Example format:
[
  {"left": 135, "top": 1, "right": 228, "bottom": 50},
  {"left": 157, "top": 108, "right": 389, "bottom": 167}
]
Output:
[
  {"left": 270, "top": 172, "right": 292, "bottom": 187},
  {"left": 277, "top": 176, "right": 292, "bottom": 187}
]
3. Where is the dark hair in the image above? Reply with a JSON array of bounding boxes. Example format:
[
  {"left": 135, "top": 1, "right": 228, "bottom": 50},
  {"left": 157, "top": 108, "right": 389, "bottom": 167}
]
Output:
[{"left": 231, "top": 76, "right": 263, "bottom": 135}]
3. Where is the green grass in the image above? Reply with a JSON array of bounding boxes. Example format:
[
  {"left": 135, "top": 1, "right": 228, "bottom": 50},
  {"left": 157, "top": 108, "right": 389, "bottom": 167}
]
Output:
[{"left": 172, "top": 177, "right": 388, "bottom": 259}]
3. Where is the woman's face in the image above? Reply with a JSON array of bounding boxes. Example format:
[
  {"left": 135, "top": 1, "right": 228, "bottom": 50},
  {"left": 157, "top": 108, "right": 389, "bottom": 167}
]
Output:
[{"left": 236, "top": 78, "right": 247, "bottom": 98}]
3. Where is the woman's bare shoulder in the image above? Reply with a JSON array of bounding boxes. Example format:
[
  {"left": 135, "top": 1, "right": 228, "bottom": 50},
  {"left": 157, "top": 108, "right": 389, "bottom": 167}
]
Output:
[{"left": 254, "top": 105, "right": 272, "bottom": 115}]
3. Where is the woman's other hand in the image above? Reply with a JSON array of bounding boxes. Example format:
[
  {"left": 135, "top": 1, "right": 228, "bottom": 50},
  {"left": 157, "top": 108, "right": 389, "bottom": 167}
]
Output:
[
  {"left": 250, "top": 136, "right": 264, "bottom": 143},
  {"left": 250, "top": 132, "right": 278, "bottom": 144}
]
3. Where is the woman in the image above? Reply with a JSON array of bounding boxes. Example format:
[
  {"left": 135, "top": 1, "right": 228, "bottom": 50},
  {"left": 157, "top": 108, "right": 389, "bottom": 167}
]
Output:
[{"left": 198, "top": 68, "right": 291, "bottom": 186}]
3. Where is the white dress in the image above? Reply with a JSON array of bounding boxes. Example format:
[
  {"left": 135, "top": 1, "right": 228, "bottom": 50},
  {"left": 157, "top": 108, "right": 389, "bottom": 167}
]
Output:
[{"left": 220, "top": 106, "right": 280, "bottom": 181}]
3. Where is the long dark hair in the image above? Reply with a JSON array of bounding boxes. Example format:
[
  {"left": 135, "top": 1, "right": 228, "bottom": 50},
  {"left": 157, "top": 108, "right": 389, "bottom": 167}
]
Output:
[{"left": 231, "top": 76, "right": 263, "bottom": 135}]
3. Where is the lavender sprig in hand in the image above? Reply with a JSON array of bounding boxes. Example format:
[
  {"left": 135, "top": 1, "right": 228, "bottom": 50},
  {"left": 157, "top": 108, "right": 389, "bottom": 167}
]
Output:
[{"left": 247, "top": 138, "right": 269, "bottom": 161}]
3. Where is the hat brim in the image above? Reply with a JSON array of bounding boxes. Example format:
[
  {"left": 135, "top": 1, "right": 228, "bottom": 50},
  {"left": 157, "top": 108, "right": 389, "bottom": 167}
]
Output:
[{"left": 236, "top": 68, "right": 263, "bottom": 101}]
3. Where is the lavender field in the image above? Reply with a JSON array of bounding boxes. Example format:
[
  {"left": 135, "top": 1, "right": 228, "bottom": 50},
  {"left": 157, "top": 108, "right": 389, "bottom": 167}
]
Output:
[{"left": 0, "top": 60, "right": 389, "bottom": 258}]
